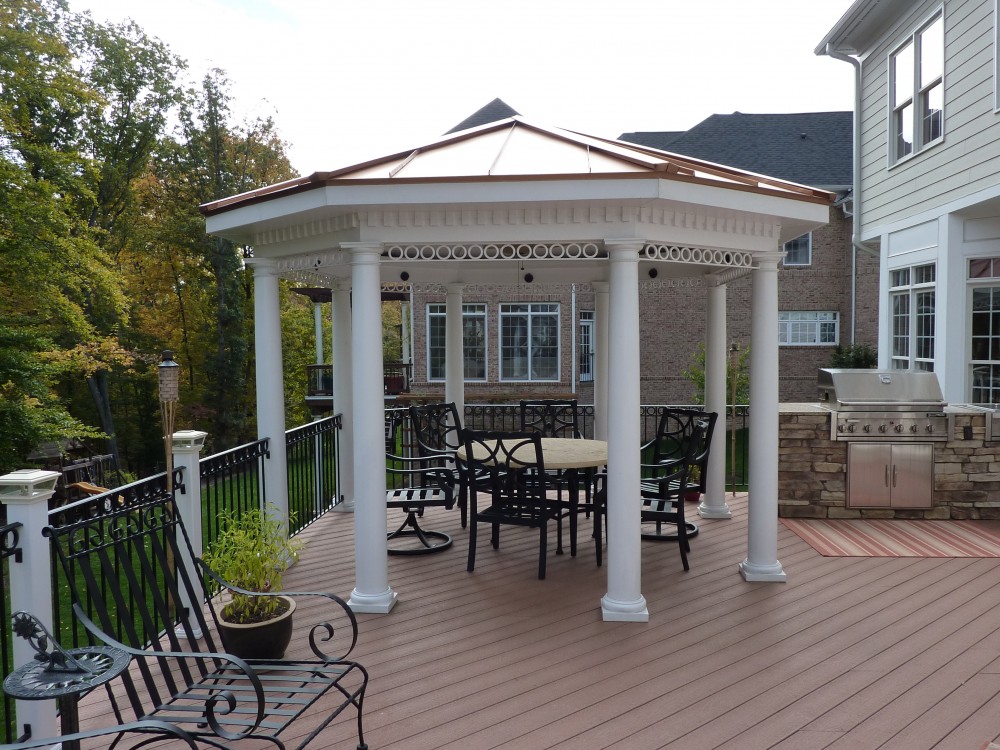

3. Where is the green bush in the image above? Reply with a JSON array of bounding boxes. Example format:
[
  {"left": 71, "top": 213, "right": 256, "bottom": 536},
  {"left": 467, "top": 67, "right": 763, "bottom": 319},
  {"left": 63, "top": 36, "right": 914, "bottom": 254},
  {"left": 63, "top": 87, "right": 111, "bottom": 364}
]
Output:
[{"left": 829, "top": 343, "right": 878, "bottom": 369}]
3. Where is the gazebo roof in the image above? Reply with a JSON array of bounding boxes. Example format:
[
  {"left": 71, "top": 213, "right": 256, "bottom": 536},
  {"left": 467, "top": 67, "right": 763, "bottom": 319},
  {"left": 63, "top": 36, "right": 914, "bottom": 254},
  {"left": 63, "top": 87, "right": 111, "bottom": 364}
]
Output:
[{"left": 201, "top": 117, "right": 832, "bottom": 219}]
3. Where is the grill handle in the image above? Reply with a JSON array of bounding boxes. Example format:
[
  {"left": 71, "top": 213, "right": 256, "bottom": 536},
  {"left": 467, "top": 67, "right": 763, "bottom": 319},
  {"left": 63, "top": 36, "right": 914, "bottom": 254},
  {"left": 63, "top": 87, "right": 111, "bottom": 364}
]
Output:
[{"left": 885, "top": 465, "right": 889, "bottom": 487}]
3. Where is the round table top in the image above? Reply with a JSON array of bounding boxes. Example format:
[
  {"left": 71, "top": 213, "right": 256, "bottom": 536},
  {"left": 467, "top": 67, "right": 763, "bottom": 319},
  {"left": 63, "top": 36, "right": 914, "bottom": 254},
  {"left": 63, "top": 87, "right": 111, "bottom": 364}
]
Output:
[
  {"left": 458, "top": 437, "right": 608, "bottom": 470},
  {"left": 3, "top": 646, "right": 130, "bottom": 700}
]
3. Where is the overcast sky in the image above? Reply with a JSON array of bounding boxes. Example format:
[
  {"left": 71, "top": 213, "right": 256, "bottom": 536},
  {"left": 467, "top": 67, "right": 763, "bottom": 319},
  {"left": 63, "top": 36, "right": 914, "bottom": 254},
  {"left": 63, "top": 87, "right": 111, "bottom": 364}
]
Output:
[{"left": 69, "top": 0, "right": 858, "bottom": 176}]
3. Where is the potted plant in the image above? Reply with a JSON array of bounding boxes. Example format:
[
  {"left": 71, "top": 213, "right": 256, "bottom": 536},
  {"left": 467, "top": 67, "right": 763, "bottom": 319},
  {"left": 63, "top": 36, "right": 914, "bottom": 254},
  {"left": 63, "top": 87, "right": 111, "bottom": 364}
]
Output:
[
  {"left": 201, "top": 505, "right": 302, "bottom": 660},
  {"left": 685, "top": 465, "right": 702, "bottom": 502}
]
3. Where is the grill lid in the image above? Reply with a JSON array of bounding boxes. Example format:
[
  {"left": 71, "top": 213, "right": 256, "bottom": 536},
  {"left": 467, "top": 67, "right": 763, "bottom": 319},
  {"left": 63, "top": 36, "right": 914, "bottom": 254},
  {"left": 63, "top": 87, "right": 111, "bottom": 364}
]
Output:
[{"left": 818, "top": 368, "right": 946, "bottom": 412}]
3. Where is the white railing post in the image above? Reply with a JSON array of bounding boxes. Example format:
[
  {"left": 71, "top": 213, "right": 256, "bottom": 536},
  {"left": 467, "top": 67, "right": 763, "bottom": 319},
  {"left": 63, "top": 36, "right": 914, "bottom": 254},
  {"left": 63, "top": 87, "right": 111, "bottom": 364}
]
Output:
[
  {"left": 171, "top": 430, "right": 208, "bottom": 638},
  {"left": 0, "top": 470, "right": 61, "bottom": 741}
]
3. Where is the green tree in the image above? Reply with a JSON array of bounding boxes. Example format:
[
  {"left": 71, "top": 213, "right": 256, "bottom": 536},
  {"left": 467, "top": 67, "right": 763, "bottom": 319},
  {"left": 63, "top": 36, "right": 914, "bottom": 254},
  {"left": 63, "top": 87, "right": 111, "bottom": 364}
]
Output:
[{"left": 682, "top": 343, "right": 750, "bottom": 405}]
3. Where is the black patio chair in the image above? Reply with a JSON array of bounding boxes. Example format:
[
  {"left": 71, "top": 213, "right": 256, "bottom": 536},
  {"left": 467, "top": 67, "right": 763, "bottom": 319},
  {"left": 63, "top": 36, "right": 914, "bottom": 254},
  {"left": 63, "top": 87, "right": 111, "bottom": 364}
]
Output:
[
  {"left": 642, "top": 408, "right": 718, "bottom": 519},
  {"left": 385, "top": 419, "right": 457, "bottom": 554},
  {"left": 519, "top": 399, "right": 582, "bottom": 439},
  {"left": 520, "top": 398, "right": 590, "bottom": 549},
  {"left": 640, "top": 423, "right": 705, "bottom": 571},
  {"left": 410, "top": 402, "right": 475, "bottom": 527},
  {"left": 459, "top": 429, "right": 565, "bottom": 580}
]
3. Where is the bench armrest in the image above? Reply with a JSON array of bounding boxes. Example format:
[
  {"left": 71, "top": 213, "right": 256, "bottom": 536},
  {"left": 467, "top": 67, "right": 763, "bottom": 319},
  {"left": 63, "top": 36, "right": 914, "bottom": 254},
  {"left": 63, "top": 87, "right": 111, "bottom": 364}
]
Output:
[
  {"left": 198, "top": 563, "right": 360, "bottom": 662},
  {"left": 71, "top": 603, "right": 267, "bottom": 740},
  {"left": 0, "top": 719, "right": 202, "bottom": 750}
]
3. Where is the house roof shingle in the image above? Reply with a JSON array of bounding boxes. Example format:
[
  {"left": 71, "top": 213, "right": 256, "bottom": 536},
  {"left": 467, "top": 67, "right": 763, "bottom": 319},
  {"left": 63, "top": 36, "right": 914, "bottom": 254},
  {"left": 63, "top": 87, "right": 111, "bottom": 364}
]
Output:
[
  {"left": 446, "top": 98, "right": 521, "bottom": 134},
  {"left": 620, "top": 111, "right": 853, "bottom": 190}
]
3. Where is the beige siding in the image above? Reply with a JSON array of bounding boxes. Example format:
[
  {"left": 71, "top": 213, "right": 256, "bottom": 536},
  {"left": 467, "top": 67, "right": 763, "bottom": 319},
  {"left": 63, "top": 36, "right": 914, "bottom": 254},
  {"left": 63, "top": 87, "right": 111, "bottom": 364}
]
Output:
[{"left": 859, "top": 0, "right": 1000, "bottom": 235}]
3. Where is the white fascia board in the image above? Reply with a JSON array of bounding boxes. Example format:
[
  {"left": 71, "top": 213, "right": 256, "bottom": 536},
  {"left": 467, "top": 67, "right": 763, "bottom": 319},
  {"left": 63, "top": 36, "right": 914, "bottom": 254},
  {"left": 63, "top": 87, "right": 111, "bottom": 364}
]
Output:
[
  {"left": 205, "top": 188, "right": 331, "bottom": 240},
  {"left": 655, "top": 179, "right": 831, "bottom": 233}
]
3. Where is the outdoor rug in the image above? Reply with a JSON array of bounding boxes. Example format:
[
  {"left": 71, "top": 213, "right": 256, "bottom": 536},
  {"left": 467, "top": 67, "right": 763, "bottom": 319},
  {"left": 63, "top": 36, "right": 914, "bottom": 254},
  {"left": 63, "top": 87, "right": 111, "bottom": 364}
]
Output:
[{"left": 781, "top": 517, "right": 1000, "bottom": 557}]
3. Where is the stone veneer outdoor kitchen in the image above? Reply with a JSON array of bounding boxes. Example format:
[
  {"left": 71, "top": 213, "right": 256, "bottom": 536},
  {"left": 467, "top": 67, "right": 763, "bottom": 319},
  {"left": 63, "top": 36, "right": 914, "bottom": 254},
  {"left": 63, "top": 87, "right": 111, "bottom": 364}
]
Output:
[{"left": 778, "top": 403, "right": 1000, "bottom": 520}]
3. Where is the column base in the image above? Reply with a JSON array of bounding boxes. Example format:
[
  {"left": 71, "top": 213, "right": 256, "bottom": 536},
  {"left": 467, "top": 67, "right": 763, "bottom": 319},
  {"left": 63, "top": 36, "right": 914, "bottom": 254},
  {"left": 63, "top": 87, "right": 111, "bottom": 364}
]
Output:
[
  {"left": 739, "top": 559, "right": 787, "bottom": 582},
  {"left": 600, "top": 594, "right": 649, "bottom": 622},
  {"left": 698, "top": 501, "right": 732, "bottom": 519},
  {"left": 348, "top": 587, "right": 398, "bottom": 614},
  {"left": 331, "top": 499, "right": 355, "bottom": 513}
]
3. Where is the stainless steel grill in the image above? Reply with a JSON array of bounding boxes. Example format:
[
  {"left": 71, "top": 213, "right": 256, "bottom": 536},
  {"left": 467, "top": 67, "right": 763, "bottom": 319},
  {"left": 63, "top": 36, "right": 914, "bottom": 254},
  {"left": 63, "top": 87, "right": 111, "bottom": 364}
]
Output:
[{"left": 817, "top": 368, "right": 949, "bottom": 442}]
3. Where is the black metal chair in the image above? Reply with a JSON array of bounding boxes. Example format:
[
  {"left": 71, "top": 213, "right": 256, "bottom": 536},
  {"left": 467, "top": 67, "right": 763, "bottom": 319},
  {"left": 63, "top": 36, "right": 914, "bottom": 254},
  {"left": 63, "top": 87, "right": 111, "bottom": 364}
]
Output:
[
  {"left": 459, "top": 429, "right": 564, "bottom": 580},
  {"left": 641, "top": 408, "right": 718, "bottom": 538},
  {"left": 43, "top": 489, "right": 369, "bottom": 750},
  {"left": 519, "top": 399, "right": 582, "bottom": 439},
  {"left": 385, "top": 415, "right": 457, "bottom": 554},
  {"left": 640, "top": 424, "right": 705, "bottom": 571},
  {"left": 520, "top": 398, "right": 590, "bottom": 553},
  {"left": 410, "top": 402, "right": 475, "bottom": 528}
]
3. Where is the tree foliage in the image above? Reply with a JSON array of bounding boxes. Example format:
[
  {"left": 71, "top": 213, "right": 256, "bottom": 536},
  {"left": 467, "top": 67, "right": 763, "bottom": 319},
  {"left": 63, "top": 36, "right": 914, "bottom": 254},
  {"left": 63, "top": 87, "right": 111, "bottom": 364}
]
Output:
[{"left": 1, "top": 1, "right": 305, "bottom": 474}]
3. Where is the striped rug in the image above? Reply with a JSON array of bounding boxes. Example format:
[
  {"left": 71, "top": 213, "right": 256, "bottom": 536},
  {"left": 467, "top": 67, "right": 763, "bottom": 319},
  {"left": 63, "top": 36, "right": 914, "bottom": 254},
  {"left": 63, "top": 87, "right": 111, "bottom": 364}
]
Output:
[{"left": 781, "top": 517, "right": 1000, "bottom": 557}]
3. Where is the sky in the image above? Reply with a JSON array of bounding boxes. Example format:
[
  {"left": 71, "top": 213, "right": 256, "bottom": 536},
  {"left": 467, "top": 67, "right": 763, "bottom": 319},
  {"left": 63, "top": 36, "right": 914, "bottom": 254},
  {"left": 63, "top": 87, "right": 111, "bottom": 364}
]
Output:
[{"left": 69, "top": 0, "right": 859, "bottom": 177}]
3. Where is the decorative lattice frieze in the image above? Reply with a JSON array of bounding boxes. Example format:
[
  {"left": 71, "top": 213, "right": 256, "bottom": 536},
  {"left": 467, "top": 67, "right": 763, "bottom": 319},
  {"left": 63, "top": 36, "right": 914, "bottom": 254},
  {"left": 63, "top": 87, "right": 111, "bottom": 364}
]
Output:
[
  {"left": 642, "top": 244, "right": 753, "bottom": 268},
  {"left": 383, "top": 242, "right": 602, "bottom": 262}
]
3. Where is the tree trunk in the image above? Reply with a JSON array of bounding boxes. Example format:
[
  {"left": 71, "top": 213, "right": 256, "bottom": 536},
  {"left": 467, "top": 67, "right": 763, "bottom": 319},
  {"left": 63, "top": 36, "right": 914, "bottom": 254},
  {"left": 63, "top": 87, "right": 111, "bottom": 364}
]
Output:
[{"left": 87, "top": 370, "right": 122, "bottom": 474}]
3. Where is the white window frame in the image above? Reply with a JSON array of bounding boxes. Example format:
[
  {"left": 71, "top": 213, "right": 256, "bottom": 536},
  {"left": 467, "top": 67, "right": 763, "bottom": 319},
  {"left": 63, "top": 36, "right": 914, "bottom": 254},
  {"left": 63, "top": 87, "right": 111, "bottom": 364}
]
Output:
[
  {"left": 888, "top": 7, "right": 944, "bottom": 165},
  {"left": 782, "top": 233, "right": 812, "bottom": 267},
  {"left": 889, "top": 263, "right": 936, "bottom": 371},
  {"left": 578, "top": 311, "right": 595, "bottom": 383},
  {"left": 498, "top": 302, "right": 560, "bottom": 382},
  {"left": 426, "top": 303, "right": 488, "bottom": 382},
  {"left": 968, "top": 257, "right": 1000, "bottom": 403},
  {"left": 778, "top": 311, "right": 839, "bottom": 347}
]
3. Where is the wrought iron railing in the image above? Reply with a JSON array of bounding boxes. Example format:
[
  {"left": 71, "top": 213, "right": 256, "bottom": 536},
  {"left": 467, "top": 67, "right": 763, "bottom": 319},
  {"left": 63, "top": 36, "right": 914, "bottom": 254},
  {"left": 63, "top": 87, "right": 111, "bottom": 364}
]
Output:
[
  {"left": 0, "top": 521, "right": 21, "bottom": 743},
  {"left": 285, "top": 415, "right": 341, "bottom": 533},
  {"left": 199, "top": 438, "right": 269, "bottom": 552}
]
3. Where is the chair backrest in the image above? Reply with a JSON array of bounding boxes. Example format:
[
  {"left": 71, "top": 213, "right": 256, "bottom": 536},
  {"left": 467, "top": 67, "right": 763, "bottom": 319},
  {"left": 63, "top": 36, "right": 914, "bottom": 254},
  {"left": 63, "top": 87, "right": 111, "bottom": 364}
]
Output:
[
  {"left": 643, "top": 422, "right": 705, "bottom": 510},
  {"left": 649, "top": 408, "right": 717, "bottom": 492},
  {"left": 409, "top": 402, "right": 462, "bottom": 456},
  {"left": 519, "top": 399, "right": 581, "bottom": 439},
  {"left": 44, "top": 485, "right": 224, "bottom": 722},
  {"left": 459, "top": 429, "right": 547, "bottom": 507}
]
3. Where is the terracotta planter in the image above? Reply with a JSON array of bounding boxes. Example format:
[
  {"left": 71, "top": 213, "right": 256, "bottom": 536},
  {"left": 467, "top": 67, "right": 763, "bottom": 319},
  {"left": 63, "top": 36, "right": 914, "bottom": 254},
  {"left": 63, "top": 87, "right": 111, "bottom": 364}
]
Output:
[
  {"left": 217, "top": 596, "right": 295, "bottom": 660},
  {"left": 685, "top": 490, "right": 701, "bottom": 503}
]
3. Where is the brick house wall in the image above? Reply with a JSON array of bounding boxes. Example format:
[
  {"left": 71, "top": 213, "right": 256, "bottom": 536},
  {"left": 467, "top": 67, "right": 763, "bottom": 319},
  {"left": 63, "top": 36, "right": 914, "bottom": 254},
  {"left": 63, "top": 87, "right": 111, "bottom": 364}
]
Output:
[{"left": 403, "top": 207, "right": 877, "bottom": 404}]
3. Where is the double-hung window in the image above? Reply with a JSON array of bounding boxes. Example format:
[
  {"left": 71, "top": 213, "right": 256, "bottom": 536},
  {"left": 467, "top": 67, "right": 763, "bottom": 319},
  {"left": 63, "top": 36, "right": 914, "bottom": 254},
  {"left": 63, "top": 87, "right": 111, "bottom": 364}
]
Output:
[
  {"left": 427, "top": 303, "right": 487, "bottom": 381},
  {"left": 500, "top": 303, "right": 559, "bottom": 381},
  {"left": 968, "top": 257, "right": 1000, "bottom": 403},
  {"left": 890, "top": 10, "right": 944, "bottom": 163},
  {"left": 782, "top": 233, "right": 812, "bottom": 267},
  {"left": 890, "top": 264, "right": 936, "bottom": 371},
  {"left": 778, "top": 311, "right": 838, "bottom": 346}
]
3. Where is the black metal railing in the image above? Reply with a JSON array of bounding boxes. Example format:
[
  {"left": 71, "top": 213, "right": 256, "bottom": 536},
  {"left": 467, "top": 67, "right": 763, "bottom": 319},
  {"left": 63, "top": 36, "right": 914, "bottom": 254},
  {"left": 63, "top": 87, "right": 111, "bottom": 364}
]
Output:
[
  {"left": 47, "top": 471, "right": 179, "bottom": 652},
  {"left": 199, "top": 438, "right": 269, "bottom": 553},
  {"left": 0, "top": 521, "right": 22, "bottom": 744},
  {"left": 285, "top": 415, "right": 341, "bottom": 533}
]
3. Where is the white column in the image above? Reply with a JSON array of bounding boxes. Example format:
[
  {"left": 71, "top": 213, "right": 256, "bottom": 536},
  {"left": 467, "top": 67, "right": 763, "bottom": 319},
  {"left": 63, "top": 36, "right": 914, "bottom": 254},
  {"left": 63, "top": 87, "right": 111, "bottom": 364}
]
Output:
[
  {"left": 701, "top": 279, "right": 732, "bottom": 519},
  {"left": 445, "top": 284, "right": 465, "bottom": 422},
  {"left": 593, "top": 281, "right": 610, "bottom": 442},
  {"left": 345, "top": 243, "right": 397, "bottom": 614},
  {"left": 313, "top": 301, "right": 324, "bottom": 365},
  {"left": 248, "top": 259, "right": 289, "bottom": 529},
  {"left": 601, "top": 241, "right": 648, "bottom": 622},
  {"left": 332, "top": 280, "right": 355, "bottom": 512},
  {"left": 0, "top": 470, "right": 60, "bottom": 740},
  {"left": 740, "top": 251, "right": 787, "bottom": 582},
  {"left": 172, "top": 430, "right": 208, "bottom": 637}
]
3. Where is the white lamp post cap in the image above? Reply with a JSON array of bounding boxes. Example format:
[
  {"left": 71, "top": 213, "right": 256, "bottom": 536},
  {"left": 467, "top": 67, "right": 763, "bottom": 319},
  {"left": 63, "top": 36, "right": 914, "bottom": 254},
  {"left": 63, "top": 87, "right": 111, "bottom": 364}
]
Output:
[{"left": 0, "top": 470, "right": 61, "bottom": 500}]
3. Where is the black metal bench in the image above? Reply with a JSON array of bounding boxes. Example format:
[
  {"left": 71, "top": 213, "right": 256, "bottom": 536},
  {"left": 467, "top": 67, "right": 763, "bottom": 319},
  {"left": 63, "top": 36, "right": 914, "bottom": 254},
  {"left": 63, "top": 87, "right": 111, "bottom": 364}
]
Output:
[{"left": 43, "top": 487, "right": 369, "bottom": 750}]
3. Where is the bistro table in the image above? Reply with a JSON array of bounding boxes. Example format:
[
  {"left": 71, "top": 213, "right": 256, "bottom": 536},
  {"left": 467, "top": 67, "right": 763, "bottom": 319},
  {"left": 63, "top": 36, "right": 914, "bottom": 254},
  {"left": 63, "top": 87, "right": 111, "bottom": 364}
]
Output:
[
  {"left": 3, "top": 612, "right": 131, "bottom": 750},
  {"left": 457, "top": 437, "right": 608, "bottom": 556}
]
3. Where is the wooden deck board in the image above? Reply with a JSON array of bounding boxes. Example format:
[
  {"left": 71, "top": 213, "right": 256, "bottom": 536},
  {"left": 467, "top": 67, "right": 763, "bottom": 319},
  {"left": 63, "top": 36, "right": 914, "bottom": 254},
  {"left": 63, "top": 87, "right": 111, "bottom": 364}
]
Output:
[{"left": 75, "top": 492, "right": 1000, "bottom": 750}]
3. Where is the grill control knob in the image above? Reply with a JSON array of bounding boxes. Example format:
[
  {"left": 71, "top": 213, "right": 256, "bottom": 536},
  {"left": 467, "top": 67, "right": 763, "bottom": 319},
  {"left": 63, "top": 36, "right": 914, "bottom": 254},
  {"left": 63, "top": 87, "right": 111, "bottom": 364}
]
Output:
[
  {"left": 847, "top": 424, "right": 856, "bottom": 433},
  {"left": 926, "top": 424, "right": 934, "bottom": 433},
  {"left": 863, "top": 424, "right": 872, "bottom": 432},
  {"left": 910, "top": 424, "right": 918, "bottom": 433},
  {"left": 838, "top": 423, "right": 845, "bottom": 432},
  {"left": 879, "top": 424, "right": 887, "bottom": 433},
  {"left": 894, "top": 424, "right": 904, "bottom": 433}
]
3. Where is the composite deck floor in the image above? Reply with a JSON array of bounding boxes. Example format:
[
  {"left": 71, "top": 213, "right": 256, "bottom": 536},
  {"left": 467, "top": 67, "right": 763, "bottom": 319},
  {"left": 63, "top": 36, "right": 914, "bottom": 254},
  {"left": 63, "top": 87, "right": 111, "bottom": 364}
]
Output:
[{"left": 79, "top": 493, "right": 1000, "bottom": 750}]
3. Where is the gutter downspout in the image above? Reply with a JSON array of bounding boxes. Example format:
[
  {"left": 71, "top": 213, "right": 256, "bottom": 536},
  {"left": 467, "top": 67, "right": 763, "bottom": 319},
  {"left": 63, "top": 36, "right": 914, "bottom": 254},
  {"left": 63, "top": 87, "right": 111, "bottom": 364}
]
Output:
[{"left": 823, "top": 43, "right": 880, "bottom": 345}]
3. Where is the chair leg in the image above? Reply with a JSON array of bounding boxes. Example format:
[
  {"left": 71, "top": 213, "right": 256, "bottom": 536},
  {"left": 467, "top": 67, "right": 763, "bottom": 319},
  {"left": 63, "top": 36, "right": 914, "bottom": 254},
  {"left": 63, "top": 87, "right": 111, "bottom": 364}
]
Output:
[
  {"left": 538, "top": 519, "right": 547, "bottom": 579},
  {"left": 467, "top": 517, "right": 477, "bottom": 572}
]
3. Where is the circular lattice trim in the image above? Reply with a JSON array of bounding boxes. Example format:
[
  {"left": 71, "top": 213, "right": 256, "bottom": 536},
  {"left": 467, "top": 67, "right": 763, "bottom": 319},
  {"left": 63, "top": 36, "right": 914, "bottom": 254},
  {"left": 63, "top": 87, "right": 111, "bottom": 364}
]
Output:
[
  {"left": 642, "top": 244, "right": 753, "bottom": 268},
  {"left": 383, "top": 242, "right": 603, "bottom": 262}
]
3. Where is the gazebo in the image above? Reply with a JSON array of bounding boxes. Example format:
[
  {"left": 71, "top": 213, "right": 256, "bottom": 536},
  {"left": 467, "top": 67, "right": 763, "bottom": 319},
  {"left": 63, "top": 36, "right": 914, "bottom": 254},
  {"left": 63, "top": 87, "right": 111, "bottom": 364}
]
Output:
[{"left": 202, "top": 116, "right": 832, "bottom": 622}]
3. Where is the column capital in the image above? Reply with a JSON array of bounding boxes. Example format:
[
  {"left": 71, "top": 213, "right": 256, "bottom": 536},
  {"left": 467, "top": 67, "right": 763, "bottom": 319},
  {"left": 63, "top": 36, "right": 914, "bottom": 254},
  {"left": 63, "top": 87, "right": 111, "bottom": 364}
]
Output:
[
  {"left": 245, "top": 257, "right": 280, "bottom": 277},
  {"left": 445, "top": 283, "right": 465, "bottom": 295},
  {"left": 592, "top": 281, "right": 609, "bottom": 294},
  {"left": 754, "top": 250, "right": 785, "bottom": 270},
  {"left": 604, "top": 239, "right": 646, "bottom": 260},
  {"left": 341, "top": 242, "right": 383, "bottom": 264},
  {"left": 331, "top": 278, "right": 352, "bottom": 293}
]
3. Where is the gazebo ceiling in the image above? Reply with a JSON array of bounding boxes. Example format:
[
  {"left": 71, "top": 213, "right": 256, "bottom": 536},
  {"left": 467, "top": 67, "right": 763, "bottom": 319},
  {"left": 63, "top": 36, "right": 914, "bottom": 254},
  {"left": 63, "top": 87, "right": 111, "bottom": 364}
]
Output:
[{"left": 203, "top": 117, "right": 834, "bottom": 286}]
